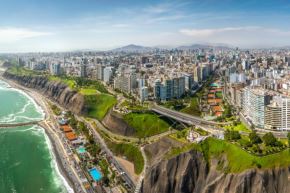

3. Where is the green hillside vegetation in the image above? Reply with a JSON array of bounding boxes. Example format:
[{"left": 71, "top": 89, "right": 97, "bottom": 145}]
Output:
[
  {"left": 80, "top": 88, "right": 98, "bottom": 95},
  {"left": 7, "top": 66, "right": 44, "bottom": 76},
  {"left": 167, "top": 137, "right": 290, "bottom": 173},
  {"left": 48, "top": 76, "right": 76, "bottom": 89},
  {"left": 180, "top": 96, "right": 201, "bottom": 116},
  {"left": 124, "top": 112, "right": 170, "bottom": 138},
  {"left": 85, "top": 93, "right": 117, "bottom": 120},
  {"left": 48, "top": 76, "right": 108, "bottom": 93},
  {"left": 223, "top": 122, "right": 251, "bottom": 133}
]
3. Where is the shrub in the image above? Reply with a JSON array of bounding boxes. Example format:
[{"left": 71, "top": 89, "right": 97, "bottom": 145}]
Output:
[{"left": 262, "top": 132, "right": 277, "bottom": 147}]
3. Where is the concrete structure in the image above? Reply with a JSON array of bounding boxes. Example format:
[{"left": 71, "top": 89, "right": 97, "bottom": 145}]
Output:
[
  {"left": 96, "top": 64, "right": 105, "bottom": 80},
  {"left": 242, "top": 87, "right": 272, "bottom": 128},
  {"left": 154, "top": 76, "right": 186, "bottom": 101},
  {"left": 103, "top": 66, "right": 114, "bottom": 83},
  {"left": 50, "top": 63, "right": 61, "bottom": 75},
  {"left": 114, "top": 71, "right": 137, "bottom": 93},
  {"left": 80, "top": 64, "right": 87, "bottom": 77},
  {"left": 139, "top": 86, "right": 148, "bottom": 102},
  {"left": 265, "top": 96, "right": 290, "bottom": 130}
]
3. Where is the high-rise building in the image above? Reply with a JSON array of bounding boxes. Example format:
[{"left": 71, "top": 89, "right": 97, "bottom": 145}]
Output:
[
  {"left": 139, "top": 87, "right": 148, "bottom": 102},
  {"left": 113, "top": 71, "right": 137, "bottom": 93},
  {"left": 96, "top": 64, "right": 105, "bottom": 80},
  {"left": 265, "top": 96, "right": 290, "bottom": 130},
  {"left": 154, "top": 76, "right": 186, "bottom": 101},
  {"left": 103, "top": 67, "right": 114, "bottom": 83},
  {"left": 80, "top": 64, "right": 87, "bottom": 77},
  {"left": 242, "top": 87, "right": 272, "bottom": 128},
  {"left": 185, "top": 73, "right": 194, "bottom": 91},
  {"left": 50, "top": 63, "right": 61, "bottom": 75},
  {"left": 154, "top": 79, "right": 166, "bottom": 101},
  {"left": 193, "top": 66, "right": 202, "bottom": 82}
]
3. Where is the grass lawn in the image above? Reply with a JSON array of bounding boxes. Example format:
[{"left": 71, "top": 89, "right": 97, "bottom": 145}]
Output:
[
  {"left": 107, "top": 142, "right": 144, "bottom": 174},
  {"left": 80, "top": 88, "right": 98, "bottom": 95},
  {"left": 48, "top": 76, "right": 76, "bottom": 89},
  {"left": 224, "top": 123, "right": 251, "bottom": 133},
  {"left": 169, "top": 129, "right": 189, "bottom": 144},
  {"left": 180, "top": 96, "right": 201, "bottom": 116},
  {"left": 85, "top": 93, "right": 117, "bottom": 120},
  {"left": 7, "top": 66, "right": 43, "bottom": 76},
  {"left": 168, "top": 137, "right": 290, "bottom": 173},
  {"left": 124, "top": 113, "right": 170, "bottom": 138}
]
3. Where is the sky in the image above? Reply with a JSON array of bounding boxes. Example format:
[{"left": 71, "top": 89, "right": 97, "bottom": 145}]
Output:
[{"left": 0, "top": 0, "right": 290, "bottom": 52}]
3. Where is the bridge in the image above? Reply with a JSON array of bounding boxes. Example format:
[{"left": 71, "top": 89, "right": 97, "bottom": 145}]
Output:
[
  {"left": 151, "top": 105, "right": 230, "bottom": 127},
  {"left": 0, "top": 121, "right": 42, "bottom": 128}
]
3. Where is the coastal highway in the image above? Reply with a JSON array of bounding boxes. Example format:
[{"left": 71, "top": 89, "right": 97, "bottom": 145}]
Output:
[
  {"left": 79, "top": 117, "right": 137, "bottom": 191},
  {"left": 151, "top": 104, "right": 230, "bottom": 126}
]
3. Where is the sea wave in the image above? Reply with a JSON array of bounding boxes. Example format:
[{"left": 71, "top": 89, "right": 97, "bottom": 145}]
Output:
[
  {"left": 41, "top": 126, "right": 75, "bottom": 193},
  {"left": 0, "top": 80, "right": 45, "bottom": 123}
]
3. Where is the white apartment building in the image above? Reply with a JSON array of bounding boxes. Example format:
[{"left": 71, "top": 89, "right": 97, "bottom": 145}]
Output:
[
  {"left": 265, "top": 96, "right": 290, "bottom": 130},
  {"left": 242, "top": 87, "right": 272, "bottom": 128}
]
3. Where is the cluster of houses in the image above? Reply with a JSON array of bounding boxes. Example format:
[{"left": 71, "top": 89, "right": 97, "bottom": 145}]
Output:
[{"left": 204, "top": 82, "right": 224, "bottom": 117}]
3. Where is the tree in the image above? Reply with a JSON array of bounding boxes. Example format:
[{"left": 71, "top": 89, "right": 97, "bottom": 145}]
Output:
[
  {"left": 224, "top": 130, "right": 241, "bottom": 141},
  {"left": 249, "top": 131, "right": 262, "bottom": 144},
  {"left": 262, "top": 132, "right": 277, "bottom": 146}
]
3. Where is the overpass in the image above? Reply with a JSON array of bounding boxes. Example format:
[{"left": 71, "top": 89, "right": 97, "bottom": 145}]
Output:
[
  {"left": 0, "top": 121, "right": 42, "bottom": 128},
  {"left": 151, "top": 105, "right": 230, "bottom": 127}
]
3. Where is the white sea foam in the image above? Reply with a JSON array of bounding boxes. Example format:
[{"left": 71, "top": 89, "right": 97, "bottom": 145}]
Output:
[
  {"left": 0, "top": 80, "right": 45, "bottom": 123},
  {"left": 41, "top": 126, "right": 75, "bottom": 193}
]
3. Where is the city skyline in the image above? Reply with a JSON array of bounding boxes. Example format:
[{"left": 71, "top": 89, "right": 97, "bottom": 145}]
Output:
[{"left": 1, "top": 0, "right": 290, "bottom": 52}]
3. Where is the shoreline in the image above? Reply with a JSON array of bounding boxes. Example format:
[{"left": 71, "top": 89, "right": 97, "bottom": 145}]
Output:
[{"left": 0, "top": 76, "right": 78, "bottom": 193}]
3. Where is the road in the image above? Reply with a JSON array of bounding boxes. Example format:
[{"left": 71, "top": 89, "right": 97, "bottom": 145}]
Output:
[
  {"left": 151, "top": 104, "right": 230, "bottom": 126},
  {"left": 79, "top": 117, "right": 137, "bottom": 191}
]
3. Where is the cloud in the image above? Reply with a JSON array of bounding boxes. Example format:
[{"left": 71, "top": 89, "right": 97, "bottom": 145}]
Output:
[
  {"left": 112, "top": 24, "right": 130, "bottom": 28},
  {"left": 180, "top": 26, "right": 260, "bottom": 37},
  {"left": 0, "top": 28, "right": 53, "bottom": 43},
  {"left": 179, "top": 26, "right": 290, "bottom": 48},
  {"left": 145, "top": 3, "right": 173, "bottom": 14}
]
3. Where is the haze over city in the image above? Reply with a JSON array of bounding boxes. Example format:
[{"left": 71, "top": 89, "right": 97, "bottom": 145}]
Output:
[{"left": 1, "top": 0, "right": 290, "bottom": 52}]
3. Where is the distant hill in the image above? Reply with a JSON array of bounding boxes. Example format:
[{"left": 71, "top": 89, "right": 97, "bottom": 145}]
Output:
[
  {"left": 110, "top": 43, "right": 233, "bottom": 53},
  {"left": 176, "top": 43, "right": 232, "bottom": 50},
  {"left": 110, "top": 44, "right": 156, "bottom": 53}
]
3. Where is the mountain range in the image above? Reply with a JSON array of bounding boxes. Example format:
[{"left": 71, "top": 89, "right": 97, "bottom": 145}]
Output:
[{"left": 110, "top": 43, "right": 232, "bottom": 53}]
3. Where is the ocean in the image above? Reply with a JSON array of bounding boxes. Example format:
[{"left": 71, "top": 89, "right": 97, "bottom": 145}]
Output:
[{"left": 0, "top": 80, "right": 72, "bottom": 193}]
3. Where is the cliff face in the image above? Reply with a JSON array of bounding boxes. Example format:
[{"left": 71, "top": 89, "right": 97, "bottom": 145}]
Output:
[
  {"left": 142, "top": 150, "right": 290, "bottom": 193},
  {"left": 4, "top": 73, "right": 86, "bottom": 114},
  {"left": 102, "top": 110, "right": 135, "bottom": 136}
]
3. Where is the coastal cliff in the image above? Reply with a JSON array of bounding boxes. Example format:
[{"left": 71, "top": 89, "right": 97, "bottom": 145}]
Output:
[
  {"left": 3, "top": 72, "right": 86, "bottom": 114},
  {"left": 102, "top": 110, "right": 135, "bottom": 136},
  {"left": 141, "top": 150, "right": 290, "bottom": 193}
]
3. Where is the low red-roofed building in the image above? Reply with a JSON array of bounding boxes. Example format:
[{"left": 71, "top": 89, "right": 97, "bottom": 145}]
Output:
[
  {"left": 65, "top": 132, "right": 77, "bottom": 141},
  {"left": 60, "top": 125, "right": 72, "bottom": 133}
]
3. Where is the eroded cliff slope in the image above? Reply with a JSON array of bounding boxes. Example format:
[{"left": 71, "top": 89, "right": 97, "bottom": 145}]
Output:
[
  {"left": 4, "top": 72, "right": 86, "bottom": 114},
  {"left": 142, "top": 150, "right": 290, "bottom": 193}
]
